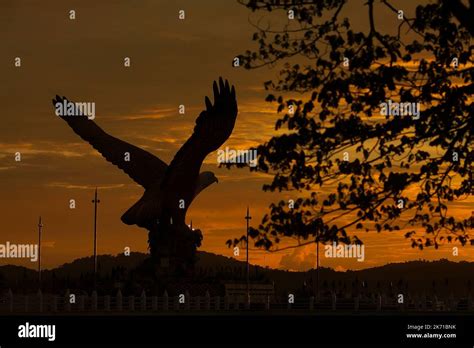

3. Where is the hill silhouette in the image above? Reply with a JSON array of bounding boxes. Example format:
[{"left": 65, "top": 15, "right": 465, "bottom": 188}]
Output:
[{"left": 1, "top": 252, "right": 473, "bottom": 297}]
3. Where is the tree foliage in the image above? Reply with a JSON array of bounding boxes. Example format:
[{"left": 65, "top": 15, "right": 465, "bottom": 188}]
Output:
[{"left": 228, "top": 0, "right": 473, "bottom": 251}]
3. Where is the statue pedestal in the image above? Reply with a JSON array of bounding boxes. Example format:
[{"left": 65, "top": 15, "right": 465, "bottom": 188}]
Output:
[{"left": 146, "top": 222, "right": 203, "bottom": 278}]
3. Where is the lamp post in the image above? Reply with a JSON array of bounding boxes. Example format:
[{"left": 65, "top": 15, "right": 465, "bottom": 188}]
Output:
[
  {"left": 38, "top": 216, "right": 43, "bottom": 286},
  {"left": 316, "top": 231, "right": 320, "bottom": 298},
  {"left": 92, "top": 188, "right": 100, "bottom": 286},
  {"left": 245, "top": 206, "right": 252, "bottom": 305}
]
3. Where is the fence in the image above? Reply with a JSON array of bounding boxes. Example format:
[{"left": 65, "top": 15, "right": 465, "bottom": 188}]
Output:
[{"left": 1, "top": 289, "right": 473, "bottom": 313}]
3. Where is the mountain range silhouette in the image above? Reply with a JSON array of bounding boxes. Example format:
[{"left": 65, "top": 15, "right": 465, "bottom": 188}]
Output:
[{"left": 1, "top": 252, "right": 472, "bottom": 297}]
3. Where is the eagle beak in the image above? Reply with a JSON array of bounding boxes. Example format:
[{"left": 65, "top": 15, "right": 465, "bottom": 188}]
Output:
[{"left": 214, "top": 177, "right": 219, "bottom": 184}]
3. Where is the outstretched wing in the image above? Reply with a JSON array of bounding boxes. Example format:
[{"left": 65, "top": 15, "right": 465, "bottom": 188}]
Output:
[
  {"left": 161, "top": 77, "right": 238, "bottom": 220},
  {"left": 52, "top": 95, "right": 167, "bottom": 189}
]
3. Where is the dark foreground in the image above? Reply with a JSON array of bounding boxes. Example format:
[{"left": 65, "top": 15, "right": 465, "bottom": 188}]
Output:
[{"left": 0, "top": 313, "right": 471, "bottom": 346}]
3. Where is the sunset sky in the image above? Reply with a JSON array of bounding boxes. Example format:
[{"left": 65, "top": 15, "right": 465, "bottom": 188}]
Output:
[{"left": 1, "top": 0, "right": 472, "bottom": 271}]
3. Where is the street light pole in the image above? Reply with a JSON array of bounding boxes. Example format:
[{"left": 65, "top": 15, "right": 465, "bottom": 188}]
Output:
[
  {"left": 245, "top": 206, "right": 252, "bottom": 305},
  {"left": 38, "top": 216, "right": 43, "bottom": 287},
  {"left": 92, "top": 188, "right": 100, "bottom": 286},
  {"left": 316, "top": 231, "right": 320, "bottom": 299}
]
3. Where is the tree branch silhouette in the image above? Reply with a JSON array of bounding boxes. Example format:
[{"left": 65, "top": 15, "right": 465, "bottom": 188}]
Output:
[{"left": 227, "top": 0, "right": 473, "bottom": 252}]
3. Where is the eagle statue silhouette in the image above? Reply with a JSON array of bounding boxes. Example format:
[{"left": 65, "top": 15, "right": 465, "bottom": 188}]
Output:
[{"left": 52, "top": 77, "right": 238, "bottom": 274}]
